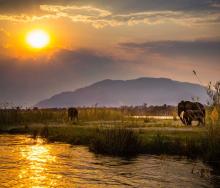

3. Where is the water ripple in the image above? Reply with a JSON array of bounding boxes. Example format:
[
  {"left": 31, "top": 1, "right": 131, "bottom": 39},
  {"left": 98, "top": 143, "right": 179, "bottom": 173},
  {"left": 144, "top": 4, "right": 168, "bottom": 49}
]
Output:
[{"left": 0, "top": 135, "right": 219, "bottom": 188}]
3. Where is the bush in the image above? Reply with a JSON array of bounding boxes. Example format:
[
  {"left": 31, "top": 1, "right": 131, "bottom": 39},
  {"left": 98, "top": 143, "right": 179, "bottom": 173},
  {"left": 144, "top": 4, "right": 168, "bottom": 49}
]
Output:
[{"left": 89, "top": 127, "right": 142, "bottom": 156}]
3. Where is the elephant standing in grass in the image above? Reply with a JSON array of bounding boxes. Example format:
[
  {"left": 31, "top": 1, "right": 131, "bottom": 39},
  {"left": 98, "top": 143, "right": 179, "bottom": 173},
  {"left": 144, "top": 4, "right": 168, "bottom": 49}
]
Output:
[
  {"left": 178, "top": 101, "right": 205, "bottom": 126},
  {"left": 68, "top": 107, "right": 78, "bottom": 122},
  {"left": 183, "top": 110, "right": 205, "bottom": 126}
]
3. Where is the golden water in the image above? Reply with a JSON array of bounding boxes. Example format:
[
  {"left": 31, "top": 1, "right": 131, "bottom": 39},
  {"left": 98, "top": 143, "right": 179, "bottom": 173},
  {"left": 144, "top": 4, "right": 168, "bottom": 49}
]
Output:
[{"left": 0, "top": 135, "right": 219, "bottom": 187}]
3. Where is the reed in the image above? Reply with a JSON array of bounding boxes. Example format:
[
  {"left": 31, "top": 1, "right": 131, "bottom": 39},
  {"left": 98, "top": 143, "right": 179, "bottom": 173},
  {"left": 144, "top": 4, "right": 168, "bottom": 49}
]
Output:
[{"left": 89, "top": 127, "right": 141, "bottom": 156}]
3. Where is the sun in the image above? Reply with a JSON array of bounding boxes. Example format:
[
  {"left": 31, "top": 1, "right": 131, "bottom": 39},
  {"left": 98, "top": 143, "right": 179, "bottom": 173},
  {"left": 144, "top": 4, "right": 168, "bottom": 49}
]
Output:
[{"left": 26, "top": 29, "right": 50, "bottom": 49}]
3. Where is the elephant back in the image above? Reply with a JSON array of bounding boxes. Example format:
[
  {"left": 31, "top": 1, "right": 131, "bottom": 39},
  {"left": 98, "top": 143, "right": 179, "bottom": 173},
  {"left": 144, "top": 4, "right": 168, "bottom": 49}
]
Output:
[{"left": 178, "top": 101, "right": 205, "bottom": 115}]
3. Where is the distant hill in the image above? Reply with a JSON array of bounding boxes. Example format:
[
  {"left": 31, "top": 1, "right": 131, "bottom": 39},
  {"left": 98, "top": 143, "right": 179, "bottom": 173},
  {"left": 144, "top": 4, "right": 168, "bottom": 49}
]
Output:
[{"left": 35, "top": 77, "right": 209, "bottom": 108}]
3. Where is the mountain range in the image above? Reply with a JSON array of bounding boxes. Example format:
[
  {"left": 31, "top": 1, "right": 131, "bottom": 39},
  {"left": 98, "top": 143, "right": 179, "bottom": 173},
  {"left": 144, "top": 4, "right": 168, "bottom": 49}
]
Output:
[{"left": 35, "top": 77, "right": 209, "bottom": 108}]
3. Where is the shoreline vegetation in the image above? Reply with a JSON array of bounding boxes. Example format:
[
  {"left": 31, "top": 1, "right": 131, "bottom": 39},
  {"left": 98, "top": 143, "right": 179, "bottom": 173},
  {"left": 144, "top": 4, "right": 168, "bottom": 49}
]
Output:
[{"left": 0, "top": 106, "right": 220, "bottom": 170}]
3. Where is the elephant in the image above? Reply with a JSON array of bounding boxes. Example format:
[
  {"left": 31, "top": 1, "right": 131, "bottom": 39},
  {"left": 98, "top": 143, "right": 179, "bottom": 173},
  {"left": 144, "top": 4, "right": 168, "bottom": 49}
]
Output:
[
  {"left": 68, "top": 107, "right": 78, "bottom": 121},
  {"left": 178, "top": 101, "right": 205, "bottom": 126},
  {"left": 182, "top": 110, "right": 205, "bottom": 126}
]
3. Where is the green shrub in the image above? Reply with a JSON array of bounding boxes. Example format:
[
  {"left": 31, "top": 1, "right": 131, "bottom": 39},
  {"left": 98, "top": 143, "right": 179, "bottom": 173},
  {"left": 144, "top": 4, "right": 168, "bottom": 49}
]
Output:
[{"left": 90, "top": 127, "right": 142, "bottom": 156}]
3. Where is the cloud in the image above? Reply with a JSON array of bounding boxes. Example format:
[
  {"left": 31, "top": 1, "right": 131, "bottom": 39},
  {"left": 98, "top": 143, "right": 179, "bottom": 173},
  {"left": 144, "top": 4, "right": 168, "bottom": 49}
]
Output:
[
  {"left": 0, "top": 44, "right": 219, "bottom": 106},
  {"left": 0, "top": 28, "right": 10, "bottom": 48},
  {"left": 39, "top": 3, "right": 220, "bottom": 27},
  {"left": 0, "top": 48, "right": 125, "bottom": 106},
  {"left": 120, "top": 40, "right": 220, "bottom": 58},
  {"left": 0, "top": 1, "right": 220, "bottom": 28},
  {"left": 1, "top": 0, "right": 220, "bottom": 13},
  {"left": 118, "top": 39, "right": 220, "bottom": 87},
  {"left": 79, "top": 0, "right": 220, "bottom": 12},
  {"left": 0, "top": 1, "right": 220, "bottom": 105}
]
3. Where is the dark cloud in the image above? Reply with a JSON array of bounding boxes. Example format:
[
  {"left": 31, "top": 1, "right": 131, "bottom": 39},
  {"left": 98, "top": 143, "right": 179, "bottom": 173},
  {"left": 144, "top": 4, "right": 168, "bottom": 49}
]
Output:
[
  {"left": 1, "top": 0, "right": 219, "bottom": 27},
  {"left": 120, "top": 40, "right": 220, "bottom": 58},
  {"left": 0, "top": 46, "right": 219, "bottom": 106},
  {"left": 0, "top": 0, "right": 39, "bottom": 14},
  {"left": 0, "top": 49, "right": 123, "bottom": 106},
  {"left": 75, "top": 0, "right": 220, "bottom": 12},
  {"left": 0, "top": 0, "right": 75, "bottom": 14},
  {"left": 0, "top": 0, "right": 219, "bottom": 14}
]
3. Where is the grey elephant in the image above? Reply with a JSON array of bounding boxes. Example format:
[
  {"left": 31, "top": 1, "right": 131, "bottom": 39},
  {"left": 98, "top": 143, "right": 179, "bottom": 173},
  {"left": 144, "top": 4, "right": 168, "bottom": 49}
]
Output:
[
  {"left": 68, "top": 107, "right": 78, "bottom": 121},
  {"left": 182, "top": 110, "right": 205, "bottom": 126},
  {"left": 178, "top": 101, "right": 205, "bottom": 126}
]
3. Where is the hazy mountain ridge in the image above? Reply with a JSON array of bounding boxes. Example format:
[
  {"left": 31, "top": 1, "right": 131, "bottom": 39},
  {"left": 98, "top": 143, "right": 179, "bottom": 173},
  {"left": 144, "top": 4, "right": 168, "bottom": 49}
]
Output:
[{"left": 35, "top": 77, "right": 209, "bottom": 108}]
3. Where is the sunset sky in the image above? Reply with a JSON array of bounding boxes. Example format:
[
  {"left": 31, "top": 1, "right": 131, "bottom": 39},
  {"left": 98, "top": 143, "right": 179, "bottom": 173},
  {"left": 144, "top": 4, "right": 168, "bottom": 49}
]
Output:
[{"left": 0, "top": 0, "right": 220, "bottom": 106}]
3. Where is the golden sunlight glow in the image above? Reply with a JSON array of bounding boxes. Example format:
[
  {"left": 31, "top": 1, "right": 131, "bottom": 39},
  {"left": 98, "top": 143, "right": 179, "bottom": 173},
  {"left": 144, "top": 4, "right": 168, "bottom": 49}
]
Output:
[
  {"left": 26, "top": 29, "right": 50, "bottom": 49},
  {"left": 19, "top": 138, "right": 57, "bottom": 186}
]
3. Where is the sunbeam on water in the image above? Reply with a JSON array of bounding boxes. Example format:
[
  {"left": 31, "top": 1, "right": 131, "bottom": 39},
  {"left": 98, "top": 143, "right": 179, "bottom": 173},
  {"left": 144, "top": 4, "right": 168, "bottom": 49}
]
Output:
[
  {"left": 0, "top": 135, "right": 219, "bottom": 188},
  {"left": 19, "top": 142, "right": 58, "bottom": 187}
]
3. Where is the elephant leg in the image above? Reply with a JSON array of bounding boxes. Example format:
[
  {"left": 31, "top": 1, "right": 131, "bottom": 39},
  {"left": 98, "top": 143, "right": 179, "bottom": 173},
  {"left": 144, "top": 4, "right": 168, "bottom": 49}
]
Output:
[
  {"left": 182, "top": 116, "right": 187, "bottom": 125},
  {"left": 186, "top": 119, "right": 190, "bottom": 126},
  {"left": 198, "top": 119, "right": 201, "bottom": 126},
  {"left": 201, "top": 119, "right": 204, "bottom": 126},
  {"left": 180, "top": 117, "right": 185, "bottom": 124},
  {"left": 187, "top": 118, "right": 192, "bottom": 126},
  {"left": 189, "top": 120, "right": 192, "bottom": 126},
  {"left": 181, "top": 118, "right": 187, "bottom": 125},
  {"left": 199, "top": 116, "right": 203, "bottom": 126},
  {"left": 185, "top": 118, "right": 190, "bottom": 126},
  {"left": 183, "top": 114, "right": 191, "bottom": 126},
  {"left": 201, "top": 117, "right": 205, "bottom": 126},
  {"left": 188, "top": 113, "right": 195, "bottom": 126},
  {"left": 197, "top": 115, "right": 205, "bottom": 126}
]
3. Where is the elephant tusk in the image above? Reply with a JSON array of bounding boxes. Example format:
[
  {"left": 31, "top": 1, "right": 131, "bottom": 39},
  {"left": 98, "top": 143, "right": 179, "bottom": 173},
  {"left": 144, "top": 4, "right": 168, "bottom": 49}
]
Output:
[{"left": 180, "top": 111, "right": 185, "bottom": 119}]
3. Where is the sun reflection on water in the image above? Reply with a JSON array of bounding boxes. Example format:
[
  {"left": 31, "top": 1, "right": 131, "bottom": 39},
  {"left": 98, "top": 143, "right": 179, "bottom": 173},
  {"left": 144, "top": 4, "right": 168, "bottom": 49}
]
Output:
[
  {"left": 0, "top": 135, "right": 216, "bottom": 188},
  {"left": 19, "top": 138, "right": 58, "bottom": 187}
]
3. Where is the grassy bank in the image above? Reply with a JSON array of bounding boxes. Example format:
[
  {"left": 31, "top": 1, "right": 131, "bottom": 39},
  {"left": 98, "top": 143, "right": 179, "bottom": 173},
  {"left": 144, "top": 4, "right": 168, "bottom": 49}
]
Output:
[
  {"left": 0, "top": 106, "right": 178, "bottom": 128},
  {"left": 1, "top": 106, "right": 219, "bottom": 169},
  {"left": 54, "top": 125, "right": 220, "bottom": 169}
]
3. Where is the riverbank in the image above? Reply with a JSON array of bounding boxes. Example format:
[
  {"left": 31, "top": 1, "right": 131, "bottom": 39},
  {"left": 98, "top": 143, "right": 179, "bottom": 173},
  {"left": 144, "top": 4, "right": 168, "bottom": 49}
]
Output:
[
  {"left": 1, "top": 123, "right": 220, "bottom": 170},
  {"left": 1, "top": 134, "right": 217, "bottom": 187}
]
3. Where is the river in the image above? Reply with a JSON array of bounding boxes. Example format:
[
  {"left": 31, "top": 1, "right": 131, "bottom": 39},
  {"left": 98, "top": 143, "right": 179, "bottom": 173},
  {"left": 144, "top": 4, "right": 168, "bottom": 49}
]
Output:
[{"left": 0, "top": 135, "right": 219, "bottom": 187}]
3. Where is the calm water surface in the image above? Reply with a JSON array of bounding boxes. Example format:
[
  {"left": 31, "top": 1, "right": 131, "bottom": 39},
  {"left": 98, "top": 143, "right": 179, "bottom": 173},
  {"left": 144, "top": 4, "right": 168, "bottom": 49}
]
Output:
[{"left": 0, "top": 135, "right": 219, "bottom": 188}]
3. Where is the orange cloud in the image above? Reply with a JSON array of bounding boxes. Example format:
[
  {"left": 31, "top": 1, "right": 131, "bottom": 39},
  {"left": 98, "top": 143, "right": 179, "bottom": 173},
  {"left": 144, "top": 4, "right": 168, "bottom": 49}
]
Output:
[{"left": 0, "top": 5, "right": 219, "bottom": 28}]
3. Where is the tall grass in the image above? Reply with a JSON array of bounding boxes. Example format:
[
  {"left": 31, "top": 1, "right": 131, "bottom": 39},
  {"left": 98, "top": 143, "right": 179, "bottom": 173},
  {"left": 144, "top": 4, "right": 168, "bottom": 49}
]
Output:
[
  {"left": 139, "top": 126, "right": 220, "bottom": 168},
  {"left": 0, "top": 107, "right": 125, "bottom": 129},
  {"left": 0, "top": 109, "right": 22, "bottom": 127},
  {"left": 0, "top": 108, "right": 67, "bottom": 128},
  {"left": 0, "top": 105, "right": 178, "bottom": 128},
  {"left": 78, "top": 108, "right": 124, "bottom": 121},
  {"left": 89, "top": 127, "right": 141, "bottom": 156}
]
